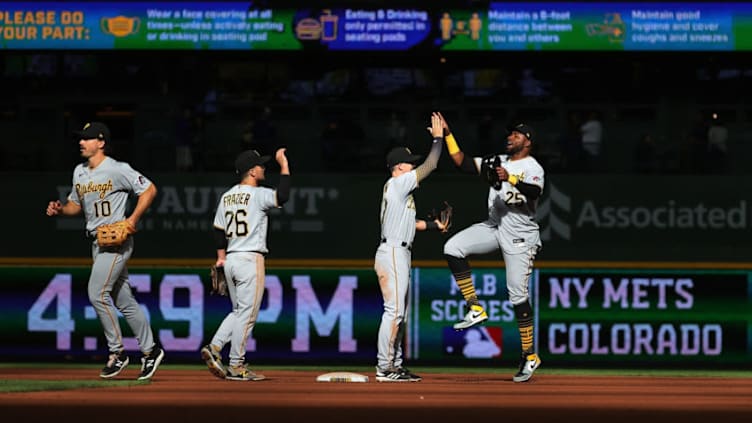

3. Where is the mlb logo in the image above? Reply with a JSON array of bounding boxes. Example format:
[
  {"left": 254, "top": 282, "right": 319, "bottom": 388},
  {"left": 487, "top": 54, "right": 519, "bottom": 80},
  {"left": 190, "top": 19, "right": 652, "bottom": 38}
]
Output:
[{"left": 443, "top": 326, "right": 502, "bottom": 359}]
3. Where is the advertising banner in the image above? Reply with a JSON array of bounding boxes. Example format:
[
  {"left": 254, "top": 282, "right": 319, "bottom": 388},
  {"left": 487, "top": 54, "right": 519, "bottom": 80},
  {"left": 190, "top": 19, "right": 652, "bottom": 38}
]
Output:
[
  {"left": 2, "top": 265, "right": 749, "bottom": 367},
  {"left": 7, "top": 172, "right": 752, "bottom": 261},
  {"left": 440, "top": 2, "right": 752, "bottom": 51},
  {"left": 410, "top": 267, "right": 528, "bottom": 364},
  {"left": 1, "top": 266, "right": 382, "bottom": 364},
  {"left": 2, "top": 2, "right": 752, "bottom": 51},
  {"left": 538, "top": 269, "right": 751, "bottom": 365}
]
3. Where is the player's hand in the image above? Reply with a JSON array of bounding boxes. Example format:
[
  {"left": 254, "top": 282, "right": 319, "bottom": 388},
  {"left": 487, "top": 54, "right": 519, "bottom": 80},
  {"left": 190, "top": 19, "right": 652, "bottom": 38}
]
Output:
[
  {"left": 215, "top": 258, "right": 225, "bottom": 267},
  {"left": 124, "top": 217, "right": 138, "bottom": 234},
  {"left": 275, "top": 147, "right": 288, "bottom": 165},
  {"left": 497, "top": 166, "right": 509, "bottom": 181},
  {"left": 46, "top": 200, "right": 62, "bottom": 216},
  {"left": 430, "top": 114, "right": 443, "bottom": 138},
  {"left": 435, "top": 111, "right": 451, "bottom": 135}
]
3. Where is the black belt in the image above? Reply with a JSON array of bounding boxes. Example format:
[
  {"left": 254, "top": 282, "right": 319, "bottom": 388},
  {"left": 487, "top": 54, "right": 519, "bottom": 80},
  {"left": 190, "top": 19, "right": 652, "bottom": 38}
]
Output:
[
  {"left": 381, "top": 238, "right": 411, "bottom": 250},
  {"left": 227, "top": 250, "right": 267, "bottom": 256}
]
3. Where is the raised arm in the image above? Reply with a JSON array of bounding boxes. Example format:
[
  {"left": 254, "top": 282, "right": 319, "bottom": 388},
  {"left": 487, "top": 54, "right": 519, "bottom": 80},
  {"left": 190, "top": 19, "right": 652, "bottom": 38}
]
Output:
[
  {"left": 414, "top": 114, "right": 444, "bottom": 182},
  {"left": 436, "top": 112, "right": 478, "bottom": 174},
  {"left": 275, "top": 148, "right": 291, "bottom": 205}
]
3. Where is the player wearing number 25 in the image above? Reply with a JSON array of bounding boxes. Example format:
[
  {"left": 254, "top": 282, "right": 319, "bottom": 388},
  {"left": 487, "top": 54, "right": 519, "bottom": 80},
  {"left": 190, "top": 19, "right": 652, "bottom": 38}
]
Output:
[
  {"left": 202, "top": 148, "right": 290, "bottom": 381},
  {"left": 438, "top": 114, "right": 545, "bottom": 382},
  {"left": 45, "top": 121, "right": 165, "bottom": 380}
]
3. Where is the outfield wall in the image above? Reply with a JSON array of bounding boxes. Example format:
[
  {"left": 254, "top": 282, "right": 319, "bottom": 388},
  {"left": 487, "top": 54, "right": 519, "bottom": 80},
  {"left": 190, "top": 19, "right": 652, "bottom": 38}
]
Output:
[
  {"left": 2, "top": 263, "right": 749, "bottom": 368},
  {"left": 5, "top": 172, "right": 752, "bottom": 262}
]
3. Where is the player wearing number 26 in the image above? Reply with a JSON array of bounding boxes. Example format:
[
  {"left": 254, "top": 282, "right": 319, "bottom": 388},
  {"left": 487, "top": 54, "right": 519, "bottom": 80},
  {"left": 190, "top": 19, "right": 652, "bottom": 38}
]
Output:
[
  {"left": 202, "top": 148, "right": 290, "bottom": 381},
  {"left": 45, "top": 121, "right": 164, "bottom": 380}
]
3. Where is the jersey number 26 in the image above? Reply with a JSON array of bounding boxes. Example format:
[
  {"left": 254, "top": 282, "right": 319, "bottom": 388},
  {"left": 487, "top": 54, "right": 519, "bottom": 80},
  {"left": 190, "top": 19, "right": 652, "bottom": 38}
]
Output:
[{"left": 224, "top": 210, "right": 249, "bottom": 237}]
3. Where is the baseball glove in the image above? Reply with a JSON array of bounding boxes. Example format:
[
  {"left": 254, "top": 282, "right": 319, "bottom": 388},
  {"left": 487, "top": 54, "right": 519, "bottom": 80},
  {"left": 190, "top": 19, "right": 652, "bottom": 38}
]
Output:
[
  {"left": 210, "top": 265, "right": 228, "bottom": 296},
  {"left": 438, "top": 201, "right": 453, "bottom": 233},
  {"left": 428, "top": 201, "right": 453, "bottom": 233},
  {"left": 96, "top": 221, "right": 133, "bottom": 248},
  {"left": 481, "top": 155, "right": 502, "bottom": 190}
]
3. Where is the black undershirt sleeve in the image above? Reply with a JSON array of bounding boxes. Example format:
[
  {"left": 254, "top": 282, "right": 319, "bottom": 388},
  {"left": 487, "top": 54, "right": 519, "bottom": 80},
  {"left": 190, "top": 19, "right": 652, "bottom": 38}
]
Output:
[
  {"left": 213, "top": 228, "right": 228, "bottom": 250},
  {"left": 277, "top": 174, "right": 291, "bottom": 205},
  {"left": 514, "top": 181, "right": 542, "bottom": 200},
  {"left": 458, "top": 155, "right": 477, "bottom": 174}
]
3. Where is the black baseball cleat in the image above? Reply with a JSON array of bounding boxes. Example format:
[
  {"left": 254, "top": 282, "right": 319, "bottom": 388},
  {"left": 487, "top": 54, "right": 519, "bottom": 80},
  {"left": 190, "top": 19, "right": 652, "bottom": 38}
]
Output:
[
  {"left": 375, "top": 367, "right": 411, "bottom": 382},
  {"left": 100, "top": 350, "right": 129, "bottom": 379},
  {"left": 398, "top": 367, "right": 422, "bottom": 382},
  {"left": 138, "top": 345, "right": 165, "bottom": 380}
]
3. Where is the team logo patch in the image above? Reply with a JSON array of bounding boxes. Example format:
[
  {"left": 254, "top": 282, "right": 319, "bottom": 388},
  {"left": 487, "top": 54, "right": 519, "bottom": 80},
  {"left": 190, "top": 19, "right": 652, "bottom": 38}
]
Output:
[{"left": 443, "top": 326, "right": 502, "bottom": 359}]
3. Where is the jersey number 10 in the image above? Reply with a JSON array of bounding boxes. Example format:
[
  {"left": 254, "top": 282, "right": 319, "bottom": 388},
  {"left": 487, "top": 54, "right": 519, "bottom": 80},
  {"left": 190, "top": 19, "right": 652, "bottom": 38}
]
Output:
[{"left": 94, "top": 200, "right": 111, "bottom": 217}]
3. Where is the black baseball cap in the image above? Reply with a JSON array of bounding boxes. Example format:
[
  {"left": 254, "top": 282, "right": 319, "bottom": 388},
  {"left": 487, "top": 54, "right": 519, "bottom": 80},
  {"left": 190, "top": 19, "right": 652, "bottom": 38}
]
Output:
[
  {"left": 75, "top": 122, "right": 110, "bottom": 142},
  {"left": 508, "top": 123, "right": 535, "bottom": 142},
  {"left": 386, "top": 147, "right": 422, "bottom": 168},
  {"left": 235, "top": 149, "right": 271, "bottom": 174}
]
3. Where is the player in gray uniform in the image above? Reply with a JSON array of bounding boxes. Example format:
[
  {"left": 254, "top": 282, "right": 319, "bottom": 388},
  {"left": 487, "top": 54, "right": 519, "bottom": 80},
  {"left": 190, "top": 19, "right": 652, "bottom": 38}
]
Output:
[
  {"left": 200, "top": 148, "right": 290, "bottom": 381},
  {"left": 374, "top": 114, "right": 447, "bottom": 382},
  {"left": 439, "top": 114, "right": 544, "bottom": 382},
  {"left": 45, "top": 122, "right": 165, "bottom": 380}
]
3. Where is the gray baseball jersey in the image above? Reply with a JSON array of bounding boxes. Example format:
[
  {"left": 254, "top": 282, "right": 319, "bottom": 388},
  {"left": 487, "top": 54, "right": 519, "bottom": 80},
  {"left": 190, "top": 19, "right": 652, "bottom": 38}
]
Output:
[
  {"left": 374, "top": 138, "right": 441, "bottom": 373},
  {"left": 444, "top": 154, "right": 545, "bottom": 305},
  {"left": 211, "top": 184, "right": 278, "bottom": 367},
  {"left": 68, "top": 157, "right": 152, "bottom": 235},
  {"left": 213, "top": 184, "right": 277, "bottom": 254},
  {"left": 67, "top": 156, "right": 156, "bottom": 355},
  {"left": 379, "top": 171, "right": 418, "bottom": 246},
  {"left": 474, "top": 154, "right": 544, "bottom": 253}
]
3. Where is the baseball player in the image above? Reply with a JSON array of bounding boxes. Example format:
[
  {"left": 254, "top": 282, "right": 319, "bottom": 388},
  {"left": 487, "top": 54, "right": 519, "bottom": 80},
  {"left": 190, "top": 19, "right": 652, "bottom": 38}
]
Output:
[
  {"left": 374, "top": 114, "right": 446, "bottom": 382},
  {"left": 45, "top": 122, "right": 165, "bottom": 380},
  {"left": 200, "top": 148, "right": 290, "bottom": 381},
  {"left": 438, "top": 113, "right": 544, "bottom": 382}
]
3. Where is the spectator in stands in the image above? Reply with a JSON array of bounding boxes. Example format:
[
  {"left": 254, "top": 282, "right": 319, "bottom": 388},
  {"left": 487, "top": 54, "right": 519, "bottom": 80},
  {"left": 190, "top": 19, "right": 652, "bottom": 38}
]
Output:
[
  {"left": 558, "top": 111, "right": 584, "bottom": 172},
  {"left": 190, "top": 112, "right": 207, "bottom": 171},
  {"left": 680, "top": 112, "right": 709, "bottom": 173},
  {"left": 706, "top": 112, "right": 728, "bottom": 173},
  {"left": 580, "top": 110, "right": 603, "bottom": 170},
  {"left": 633, "top": 133, "right": 659, "bottom": 173},
  {"left": 518, "top": 68, "right": 551, "bottom": 102},
  {"left": 175, "top": 106, "right": 194, "bottom": 171},
  {"left": 320, "top": 118, "right": 346, "bottom": 171}
]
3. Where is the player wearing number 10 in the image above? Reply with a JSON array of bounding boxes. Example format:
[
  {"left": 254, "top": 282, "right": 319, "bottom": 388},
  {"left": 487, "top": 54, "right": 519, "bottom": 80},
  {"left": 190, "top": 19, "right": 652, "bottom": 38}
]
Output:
[
  {"left": 45, "top": 122, "right": 165, "bottom": 380},
  {"left": 201, "top": 148, "right": 290, "bottom": 381}
]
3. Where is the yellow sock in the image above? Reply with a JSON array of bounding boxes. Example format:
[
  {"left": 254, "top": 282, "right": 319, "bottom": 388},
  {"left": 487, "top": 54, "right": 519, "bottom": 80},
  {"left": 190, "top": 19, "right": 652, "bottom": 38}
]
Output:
[
  {"left": 519, "top": 324, "right": 534, "bottom": 353},
  {"left": 455, "top": 271, "right": 479, "bottom": 305}
]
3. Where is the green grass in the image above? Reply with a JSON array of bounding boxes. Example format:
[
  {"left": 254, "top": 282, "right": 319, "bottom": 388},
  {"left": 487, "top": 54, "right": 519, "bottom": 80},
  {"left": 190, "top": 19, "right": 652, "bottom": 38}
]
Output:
[{"left": 0, "top": 379, "right": 147, "bottom": 393}]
